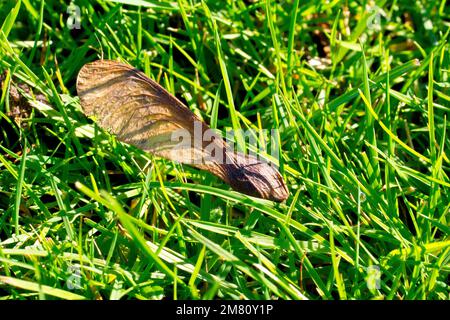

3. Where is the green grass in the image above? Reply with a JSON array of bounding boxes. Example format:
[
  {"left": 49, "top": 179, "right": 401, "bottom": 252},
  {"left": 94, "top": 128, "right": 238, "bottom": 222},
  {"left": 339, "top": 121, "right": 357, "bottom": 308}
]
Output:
[{"left": 0, "top": 0, "right": 449, "bottom": 300}]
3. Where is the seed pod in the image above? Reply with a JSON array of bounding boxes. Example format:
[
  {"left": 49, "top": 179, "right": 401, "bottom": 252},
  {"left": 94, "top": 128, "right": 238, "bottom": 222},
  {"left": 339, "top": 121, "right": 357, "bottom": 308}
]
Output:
[{"left": 77, "top": 60, "right": 288, "bottom": 201}]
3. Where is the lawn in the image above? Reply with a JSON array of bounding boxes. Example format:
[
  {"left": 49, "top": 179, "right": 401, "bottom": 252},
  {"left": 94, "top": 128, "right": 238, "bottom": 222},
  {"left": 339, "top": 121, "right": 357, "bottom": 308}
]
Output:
[{"left": 0, "top": 0, "right": 449, "bottom": 300}]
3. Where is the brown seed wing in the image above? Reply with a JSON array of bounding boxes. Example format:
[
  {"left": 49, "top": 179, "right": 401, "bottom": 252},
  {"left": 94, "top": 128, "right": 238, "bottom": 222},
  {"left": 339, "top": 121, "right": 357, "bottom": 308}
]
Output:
[
  {"left": 76, "top": 60, "right": 223, "bottom": 170},
  {"left": 76, "top": 60, "right": 289, "bottom": 201}
]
